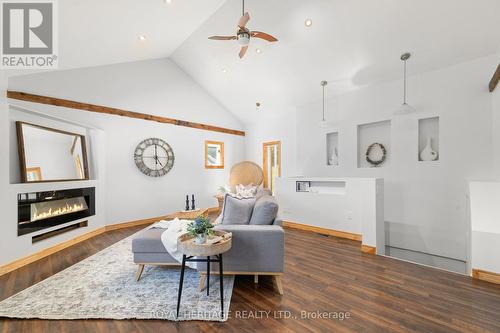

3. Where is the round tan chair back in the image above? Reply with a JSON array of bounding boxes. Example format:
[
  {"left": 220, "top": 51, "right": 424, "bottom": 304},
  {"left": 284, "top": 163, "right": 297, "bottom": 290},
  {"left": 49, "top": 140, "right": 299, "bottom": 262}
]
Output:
[{"left": 229, "top": 161, "right": 263, "bottom": 190}]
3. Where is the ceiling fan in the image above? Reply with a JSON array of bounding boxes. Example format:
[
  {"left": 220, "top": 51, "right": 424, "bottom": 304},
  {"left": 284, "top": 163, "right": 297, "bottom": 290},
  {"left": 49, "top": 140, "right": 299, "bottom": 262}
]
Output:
[{"left": 208, "top": 0, "right": 278, "bottom": 59}]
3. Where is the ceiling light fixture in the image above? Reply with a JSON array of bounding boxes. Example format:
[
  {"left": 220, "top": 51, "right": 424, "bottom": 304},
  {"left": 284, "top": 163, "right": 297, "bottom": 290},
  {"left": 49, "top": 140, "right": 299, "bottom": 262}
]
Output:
[
  {"left": 395, "top": 52, "right": 416, "bottom": 115},
  {"left": 255, "top": 48, "right": 262, "bottom": 54},
  {"left": 305, "top": 18, "right": 312, "bottom": 27},
  {"left": 164, "top": 0, "right": 172, "bottom": 4},
  {"left": 319, "top": 80, "right": 330, "bottom": 128},
  {"left": 256, "top": 102, "right": 261, "bottom": 111},
  {"left": 138, "top": 35, "right": 146, "bottom": 41},
  {"left": 222, "top": 69, "right": 227, "bottom": 73}
]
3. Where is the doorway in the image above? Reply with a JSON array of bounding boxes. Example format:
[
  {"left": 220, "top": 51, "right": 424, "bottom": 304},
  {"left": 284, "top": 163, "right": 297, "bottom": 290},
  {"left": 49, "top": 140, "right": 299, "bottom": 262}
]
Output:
[{"left": 263, "top": 141, "right": 281, "bottom": 194}]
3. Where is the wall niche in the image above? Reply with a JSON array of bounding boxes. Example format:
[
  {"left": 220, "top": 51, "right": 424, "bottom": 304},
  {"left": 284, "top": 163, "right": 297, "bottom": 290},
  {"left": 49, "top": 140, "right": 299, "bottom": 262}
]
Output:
[
  {"left": 357, "top": 120, "right": 391, "bottom": 168},
  {"left": 326, "top": 132, "right": 339, "bottom": 166},
  {"left": 418, "top": 117, "right": 439, "bottom": 162}
]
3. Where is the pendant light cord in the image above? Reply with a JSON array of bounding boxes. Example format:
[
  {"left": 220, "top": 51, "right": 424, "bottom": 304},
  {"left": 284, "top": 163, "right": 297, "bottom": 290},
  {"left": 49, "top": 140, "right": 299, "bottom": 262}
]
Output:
[
  {"left": 242, "top": 0, "right": 245, "bottom": 16},
  {"left": 403, "top": 59, "right": 407, "bottom": 104},
  {"left": 322, "top": 84, "right": 325, "bottom": 121}
]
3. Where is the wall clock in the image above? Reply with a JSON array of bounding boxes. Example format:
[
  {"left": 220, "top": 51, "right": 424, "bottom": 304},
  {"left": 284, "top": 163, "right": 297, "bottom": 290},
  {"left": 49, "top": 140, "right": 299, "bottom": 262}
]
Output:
[{"left": 134, "top": 138, "right": 174, "bottom": 177}]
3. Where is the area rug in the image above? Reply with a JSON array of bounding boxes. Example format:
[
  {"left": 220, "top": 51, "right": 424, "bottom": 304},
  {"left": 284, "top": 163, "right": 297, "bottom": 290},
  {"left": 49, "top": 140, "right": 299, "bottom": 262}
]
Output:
[{"left": 0, "top": 233, "right": 234, "bottom": 321}]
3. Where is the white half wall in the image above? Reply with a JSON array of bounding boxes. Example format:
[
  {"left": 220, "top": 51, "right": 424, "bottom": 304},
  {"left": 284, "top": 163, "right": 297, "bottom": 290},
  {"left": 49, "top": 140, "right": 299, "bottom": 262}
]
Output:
[{"left": 469, "top": 181, "right": 500, "bottom": 274}]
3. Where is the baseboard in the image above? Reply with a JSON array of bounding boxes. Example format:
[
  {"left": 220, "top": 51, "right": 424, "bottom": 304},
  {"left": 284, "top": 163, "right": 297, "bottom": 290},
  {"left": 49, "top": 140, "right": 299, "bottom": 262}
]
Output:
[
  {"left": 282, "top": 220, "right": 362, "bottom": 241},
  {"left": 0, "top": 210, "right": 220, "bottom": 277},
  {"left": 0, "top": 226, "right": 106, "bottom": 276},
  {"left": 472, "top": 268, "right": 500, "bottom": 285},
  {"left": 361, "top": 244, "right": 376, "bottom": 254},
  {"left": 104, "top": 216, "right": 166, "bottom": 231}
]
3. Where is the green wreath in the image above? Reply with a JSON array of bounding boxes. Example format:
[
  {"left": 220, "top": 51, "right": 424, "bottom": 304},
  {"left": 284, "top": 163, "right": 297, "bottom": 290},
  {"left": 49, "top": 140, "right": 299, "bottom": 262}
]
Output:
[{"left": 365, "top": 143, "right": 386, "bottom": 166}]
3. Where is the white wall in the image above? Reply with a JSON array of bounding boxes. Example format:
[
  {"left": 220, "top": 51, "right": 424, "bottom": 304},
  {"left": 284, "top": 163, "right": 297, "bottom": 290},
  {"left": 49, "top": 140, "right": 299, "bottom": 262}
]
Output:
[
  {"left": 492, "top": 49, "right": 500, "bottom": 177},
  {"left": 245, "top": 110, "right": 297, "bottom": 178},
  {"left": 1, "top": 59, "right": 245, "bottom": 266},
  {"left": 246, "top": 55, "right": 498, "bottom": 272}
]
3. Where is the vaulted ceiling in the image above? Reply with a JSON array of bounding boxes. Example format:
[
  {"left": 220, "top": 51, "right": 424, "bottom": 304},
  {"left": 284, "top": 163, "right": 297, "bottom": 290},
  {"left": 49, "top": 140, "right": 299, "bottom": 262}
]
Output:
[
  {"left": 171, "top": 0, "right": 500, "bottom": 124},
  {"left": 5, "top": 0, "right": 500, "bottom": 125}
]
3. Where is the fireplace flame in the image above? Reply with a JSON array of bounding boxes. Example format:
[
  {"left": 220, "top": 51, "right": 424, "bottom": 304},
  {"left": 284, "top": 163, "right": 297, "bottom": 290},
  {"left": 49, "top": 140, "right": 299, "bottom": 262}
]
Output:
[
  {"left": 32, "top": 203, "right": 85, "bottom": 221},
  {"left": 31, "top": 197, "right": 88, "bottom": 222}
]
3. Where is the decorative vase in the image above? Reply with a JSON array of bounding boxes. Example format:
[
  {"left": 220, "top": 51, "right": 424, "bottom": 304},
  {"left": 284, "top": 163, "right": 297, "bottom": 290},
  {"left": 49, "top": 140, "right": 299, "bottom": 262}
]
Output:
[
  {"left": 328, "top": 147, "right": 339, "bottom": 166},
  {"left": 195, "top": 234, "right": 207, "bottom": 244},
  {"left": 420, "top": 137, "right": 438, "bottom": 161}
]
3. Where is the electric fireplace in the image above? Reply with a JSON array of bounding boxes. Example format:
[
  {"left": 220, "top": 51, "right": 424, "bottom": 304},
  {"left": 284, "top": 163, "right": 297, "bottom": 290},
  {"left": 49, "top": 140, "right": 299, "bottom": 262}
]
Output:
[{"left": 18, "top": 187, "right": 95, "bottom": 236}]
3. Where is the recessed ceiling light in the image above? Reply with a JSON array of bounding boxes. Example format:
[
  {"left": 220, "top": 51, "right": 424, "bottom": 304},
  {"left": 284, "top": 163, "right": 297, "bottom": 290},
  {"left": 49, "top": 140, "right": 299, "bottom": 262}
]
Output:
[
  {"left": 305, "top": 18, "right": 312, "bottom": 27},
  {"left": 255, "top": 48, "right": 262, "bottom": 54},
  {"left": 138, "top": 35, "right": 146, "bottom": 41},
  {"left": 164, "top": 0, "right": 172, "bottom": 4},
  {"left": 222, "top": 69, "right": 227, "bottom": 73}
]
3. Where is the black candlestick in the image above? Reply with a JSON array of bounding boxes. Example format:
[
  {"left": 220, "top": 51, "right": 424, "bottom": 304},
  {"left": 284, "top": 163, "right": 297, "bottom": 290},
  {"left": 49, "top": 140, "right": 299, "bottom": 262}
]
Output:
[
  {"left": 185, "top": 195, "right": 190, "bottom": 211},
  {"left": 191, "top": 194, "right": 196, "bottom": 210}
]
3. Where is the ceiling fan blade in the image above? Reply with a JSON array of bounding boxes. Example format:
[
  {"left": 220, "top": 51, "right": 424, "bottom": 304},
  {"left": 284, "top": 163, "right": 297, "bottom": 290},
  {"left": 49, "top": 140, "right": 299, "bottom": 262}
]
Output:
[
  {"left": 208, "top": 35, "right": 237, "bottom": 40},
  {"left": 238, "top": 12, "right": 250, "bottom": 28},
  {"left": 239, "top": 46, "right": 248, "bottom": 59},
  {"left": 251, "top": 31, "right": 278, "bottom": 42}
]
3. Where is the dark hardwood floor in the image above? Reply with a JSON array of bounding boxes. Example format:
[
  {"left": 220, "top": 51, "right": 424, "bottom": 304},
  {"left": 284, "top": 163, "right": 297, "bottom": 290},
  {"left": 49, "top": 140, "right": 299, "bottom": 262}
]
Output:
[{"left": 1, "top": 226, "right": 499, "bottom": 333}]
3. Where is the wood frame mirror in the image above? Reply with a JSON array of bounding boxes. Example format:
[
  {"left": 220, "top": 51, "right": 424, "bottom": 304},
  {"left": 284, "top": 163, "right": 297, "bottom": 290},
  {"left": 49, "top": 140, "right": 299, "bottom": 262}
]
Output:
[
  {"left": 16, "top": 121, "right": 89, "bottom": 183},
  {"left": 205, "top": 141, "right": 224, "bottom": 169}
]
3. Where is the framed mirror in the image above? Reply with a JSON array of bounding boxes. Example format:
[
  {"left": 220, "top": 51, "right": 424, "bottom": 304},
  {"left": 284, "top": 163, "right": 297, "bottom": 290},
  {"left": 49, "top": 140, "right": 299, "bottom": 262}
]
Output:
[
  {"left": 205, "top": 141, "right": 224, "bottom": 169},
  {"left": 16, "top": 122, "right": 89, "bottom": 183}
]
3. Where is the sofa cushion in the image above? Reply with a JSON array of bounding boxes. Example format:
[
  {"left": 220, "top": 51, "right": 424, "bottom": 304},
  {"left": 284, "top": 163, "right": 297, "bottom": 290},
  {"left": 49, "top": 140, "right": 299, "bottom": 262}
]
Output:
[
  {"left": 249, "top": 195, "right": 279, "bottom": 225},
  {"left": 221, "top": 194, "right": 255, "bottom": 225},
  {"left": 255, "top": 187, "right": 272, "bottom": 200},
  {"left": 132, "top": 228, "right": 168, "bottom": 253}
]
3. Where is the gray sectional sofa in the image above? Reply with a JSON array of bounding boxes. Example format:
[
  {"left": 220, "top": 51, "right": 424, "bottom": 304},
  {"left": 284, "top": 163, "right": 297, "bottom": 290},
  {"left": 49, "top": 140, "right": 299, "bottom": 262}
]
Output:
[{"left": 132, "top": 193, "right": 285, "bottom": 294}]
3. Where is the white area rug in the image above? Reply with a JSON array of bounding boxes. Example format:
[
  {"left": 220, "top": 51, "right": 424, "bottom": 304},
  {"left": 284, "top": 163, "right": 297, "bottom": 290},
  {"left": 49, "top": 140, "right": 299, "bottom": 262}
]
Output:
[{"left": 0, "top": 233, "right": 234, "bottom": 321}]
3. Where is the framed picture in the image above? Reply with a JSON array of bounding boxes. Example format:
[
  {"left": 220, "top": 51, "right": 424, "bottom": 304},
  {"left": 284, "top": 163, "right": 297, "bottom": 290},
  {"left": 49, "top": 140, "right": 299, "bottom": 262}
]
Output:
[{"left": 205, "top": 141, "right": 224, "bottom": 169}]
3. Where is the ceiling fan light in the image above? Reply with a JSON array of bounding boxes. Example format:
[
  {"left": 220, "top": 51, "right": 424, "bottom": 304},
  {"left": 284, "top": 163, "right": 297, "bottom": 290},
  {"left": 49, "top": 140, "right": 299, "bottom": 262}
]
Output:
[{"left": 238, "top": 34, "right": 250, "bottom": 45}]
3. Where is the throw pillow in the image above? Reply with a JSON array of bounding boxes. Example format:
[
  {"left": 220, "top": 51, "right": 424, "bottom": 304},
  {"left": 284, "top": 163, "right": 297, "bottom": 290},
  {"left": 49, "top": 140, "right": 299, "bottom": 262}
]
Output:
[
  {"left": 249, "top": 195, "right": 279, "bottom": 225},
  {"left": 255, "top": 187, "right": 272, "bottom": 200},
  {"left": 221, "top": 194, "right": 256, "bottom": 225},
  {"left": 235, "top": 184, "right": 258, "bottom": 198}
]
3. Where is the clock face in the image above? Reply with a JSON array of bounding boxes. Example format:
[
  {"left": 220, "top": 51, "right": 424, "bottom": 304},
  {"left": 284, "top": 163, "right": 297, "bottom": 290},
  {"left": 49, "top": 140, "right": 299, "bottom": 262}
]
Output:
[{"left": 134, "top": 138, "right": 174, "bottom": 177}]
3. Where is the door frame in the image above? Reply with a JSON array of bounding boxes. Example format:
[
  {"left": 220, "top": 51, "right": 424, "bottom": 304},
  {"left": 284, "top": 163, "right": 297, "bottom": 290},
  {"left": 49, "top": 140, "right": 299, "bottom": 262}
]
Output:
[{"left": 262, "top": 141, "right": 282, "bottom": 189}]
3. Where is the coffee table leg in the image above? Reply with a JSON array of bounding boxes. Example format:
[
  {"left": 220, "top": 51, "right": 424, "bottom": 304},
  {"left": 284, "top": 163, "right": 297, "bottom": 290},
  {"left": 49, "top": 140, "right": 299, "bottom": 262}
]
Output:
[
  {"left": 219, "top": 254, "right": 224, "bottom": 318},
  {"left": 176, "top": 255, "right": 187, "bottom": 318},
  {"left": 207, "top": 256, "right": 210, "bottom": 296}
]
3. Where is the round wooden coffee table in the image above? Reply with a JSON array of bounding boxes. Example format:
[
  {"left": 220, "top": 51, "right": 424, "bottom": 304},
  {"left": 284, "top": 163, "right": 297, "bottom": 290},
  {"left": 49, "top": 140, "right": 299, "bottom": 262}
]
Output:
[{"left": 176, "top": 231, "right": 232, "bottom": 318}]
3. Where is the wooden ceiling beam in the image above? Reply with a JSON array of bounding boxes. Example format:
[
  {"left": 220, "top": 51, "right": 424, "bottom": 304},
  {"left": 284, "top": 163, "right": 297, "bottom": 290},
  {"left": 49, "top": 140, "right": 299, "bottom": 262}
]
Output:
[
  {"left": 489, "top": 63, "right": 500, "bottom": 93},
  {"left": 6, "top": 91, "right": 245, "bottom": 136}
]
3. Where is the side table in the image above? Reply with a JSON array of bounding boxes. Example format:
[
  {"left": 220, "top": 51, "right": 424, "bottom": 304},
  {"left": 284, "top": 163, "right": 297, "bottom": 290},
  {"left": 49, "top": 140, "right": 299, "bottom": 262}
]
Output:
[
  {"left": 164, "top": 208, "right": 209, "bottom": 221},
  {"left": 176, "top": 231, "right": 232, "bottom": 318}
]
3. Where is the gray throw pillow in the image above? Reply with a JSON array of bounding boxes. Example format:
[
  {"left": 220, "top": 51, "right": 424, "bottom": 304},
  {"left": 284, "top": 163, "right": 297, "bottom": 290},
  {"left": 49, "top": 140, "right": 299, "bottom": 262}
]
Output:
[
  {"left": 221, "top": 194, "right": 255, "bottom": 225},
  {"left": 255, "top": 187, "right": 272, "bottom": 200},
  {"left": 249, "top": 195, "right": 279, "bottom": 225}
]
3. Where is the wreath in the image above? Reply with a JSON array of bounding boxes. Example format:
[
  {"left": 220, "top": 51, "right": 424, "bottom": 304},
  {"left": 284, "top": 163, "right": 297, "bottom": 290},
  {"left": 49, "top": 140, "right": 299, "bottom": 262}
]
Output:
[{"left": 365, "top": 143, "right": 387, "bottom": 167}]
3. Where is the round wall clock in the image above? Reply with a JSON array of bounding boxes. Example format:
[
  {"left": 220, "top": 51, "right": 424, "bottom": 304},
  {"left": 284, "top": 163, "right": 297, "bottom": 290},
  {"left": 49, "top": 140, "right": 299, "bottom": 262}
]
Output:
[{"left": 134, "top": 138, "right": 174, "bottom": 177}]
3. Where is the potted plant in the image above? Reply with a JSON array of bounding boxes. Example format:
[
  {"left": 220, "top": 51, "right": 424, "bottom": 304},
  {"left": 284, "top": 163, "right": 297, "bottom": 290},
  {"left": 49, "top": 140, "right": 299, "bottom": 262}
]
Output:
[{"left": 187, "top": 216, "right": 214, "bottom": 244}]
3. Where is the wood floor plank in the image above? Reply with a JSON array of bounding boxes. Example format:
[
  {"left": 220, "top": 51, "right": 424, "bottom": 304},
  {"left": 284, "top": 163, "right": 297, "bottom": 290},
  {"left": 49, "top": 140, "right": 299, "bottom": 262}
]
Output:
[{"left": 0, "top": 226, "right": 499, "bottom": 332}]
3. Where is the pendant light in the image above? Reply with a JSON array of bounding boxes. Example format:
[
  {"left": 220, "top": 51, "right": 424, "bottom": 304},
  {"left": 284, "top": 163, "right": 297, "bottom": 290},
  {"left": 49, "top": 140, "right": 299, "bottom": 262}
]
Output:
[
  {"left": 395, "top": 52, "right": 416, "bottom": 114},
  {"left": 319, "top": 80, "right": 330, "bottom": 127}
]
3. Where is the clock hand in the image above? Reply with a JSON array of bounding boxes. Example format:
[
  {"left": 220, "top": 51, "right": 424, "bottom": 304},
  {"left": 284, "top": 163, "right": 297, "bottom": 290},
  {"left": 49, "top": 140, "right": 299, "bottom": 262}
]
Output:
[{"left": 154, "top": 145, "right": 158, "bottom": 168}]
